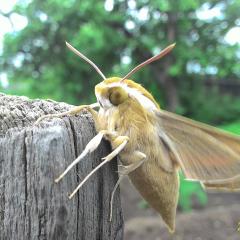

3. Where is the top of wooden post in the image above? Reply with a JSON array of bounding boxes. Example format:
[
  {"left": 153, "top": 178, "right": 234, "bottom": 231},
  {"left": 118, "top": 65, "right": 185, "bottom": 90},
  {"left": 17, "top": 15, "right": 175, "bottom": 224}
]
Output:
[{"left": 0, "top": 93, "right": 124, "bottom": 240}]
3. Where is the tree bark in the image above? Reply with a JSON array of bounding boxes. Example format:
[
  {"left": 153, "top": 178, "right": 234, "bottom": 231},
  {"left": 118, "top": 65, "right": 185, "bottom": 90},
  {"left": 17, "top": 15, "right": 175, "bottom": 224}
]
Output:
[
  {"left": 0, "top": 93, "right": 124, "bottom": 240},
  {"left": 155, "top": 11, "right": 179, "bottom": 112}
]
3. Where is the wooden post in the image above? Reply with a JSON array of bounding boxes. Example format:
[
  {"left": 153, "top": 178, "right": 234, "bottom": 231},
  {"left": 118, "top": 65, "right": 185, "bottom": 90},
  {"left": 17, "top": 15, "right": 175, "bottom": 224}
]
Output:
[{"left": 0, "top": 93, "right": 124, "bottom": 240}]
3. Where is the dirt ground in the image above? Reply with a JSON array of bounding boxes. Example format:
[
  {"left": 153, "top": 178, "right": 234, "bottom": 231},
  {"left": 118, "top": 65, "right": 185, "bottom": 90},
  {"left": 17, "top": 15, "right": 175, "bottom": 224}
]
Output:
[{"left": 121, "top": 178, "right": 240, "bottom": 240}]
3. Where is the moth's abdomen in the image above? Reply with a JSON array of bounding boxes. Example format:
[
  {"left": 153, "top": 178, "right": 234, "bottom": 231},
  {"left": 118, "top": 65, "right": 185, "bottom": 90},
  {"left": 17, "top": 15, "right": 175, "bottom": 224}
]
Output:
[
  {"left": 119, "top": 126, "right": 179, "bottom": 232},
  {"left": 128, "top": 163, "right": 179, "bottom": 232}
]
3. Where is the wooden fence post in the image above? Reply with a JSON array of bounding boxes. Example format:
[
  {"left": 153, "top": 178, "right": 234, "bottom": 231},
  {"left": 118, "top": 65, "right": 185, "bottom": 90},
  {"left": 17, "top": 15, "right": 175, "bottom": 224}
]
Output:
[{"left": 0, "top": 93, "right": 124, "bottom": 240}]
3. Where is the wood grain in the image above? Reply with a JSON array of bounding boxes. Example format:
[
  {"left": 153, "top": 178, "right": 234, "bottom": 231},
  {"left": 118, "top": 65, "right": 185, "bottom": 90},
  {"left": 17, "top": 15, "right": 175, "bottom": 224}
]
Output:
[{"left": 0, "top": 93, "right": 123, "bottom": 240}]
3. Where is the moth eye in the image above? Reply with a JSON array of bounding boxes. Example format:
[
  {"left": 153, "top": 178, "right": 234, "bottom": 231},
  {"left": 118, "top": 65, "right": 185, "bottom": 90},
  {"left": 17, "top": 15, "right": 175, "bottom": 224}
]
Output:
[{"left": 109, "top": 87, "right": 128, "bottom": 106}]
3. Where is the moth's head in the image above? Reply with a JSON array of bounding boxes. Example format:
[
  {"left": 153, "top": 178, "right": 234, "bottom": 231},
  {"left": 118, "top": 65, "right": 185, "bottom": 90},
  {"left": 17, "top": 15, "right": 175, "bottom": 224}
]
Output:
[
  {"left": 65, "top": 42, "right": 175, "bottom": 110},
  {"left": 95, "top": 77, "right": 162, "bottom": 111},
  {"left": 95, "top": 77, "right": 128, "bottom": 108}
]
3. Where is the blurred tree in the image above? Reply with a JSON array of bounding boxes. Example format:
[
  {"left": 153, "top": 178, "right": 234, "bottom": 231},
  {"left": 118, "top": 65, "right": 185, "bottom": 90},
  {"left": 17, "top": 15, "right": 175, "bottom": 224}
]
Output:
[{"left": 0, "top": 0, "right": 240, "bottom": 123}]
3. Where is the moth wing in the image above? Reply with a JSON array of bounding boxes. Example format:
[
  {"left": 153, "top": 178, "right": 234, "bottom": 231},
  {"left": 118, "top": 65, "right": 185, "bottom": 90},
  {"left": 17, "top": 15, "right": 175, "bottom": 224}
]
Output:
[
  {"left": 156, "top": 109, "right": 240, "bottom": 188},
  {"left": 202, "top": 175, "right": 240, "bottom": 191}
]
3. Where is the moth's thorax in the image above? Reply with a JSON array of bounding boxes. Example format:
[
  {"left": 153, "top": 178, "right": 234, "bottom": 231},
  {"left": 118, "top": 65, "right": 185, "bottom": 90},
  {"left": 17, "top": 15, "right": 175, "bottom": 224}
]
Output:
[{"left": 95, "top": 77, "right": 160, "bottom": 112}]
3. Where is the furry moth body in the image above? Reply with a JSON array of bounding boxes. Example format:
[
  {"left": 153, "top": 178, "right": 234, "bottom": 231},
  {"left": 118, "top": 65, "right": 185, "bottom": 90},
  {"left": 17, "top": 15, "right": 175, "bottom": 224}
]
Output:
[
  {"left": 37, "top": 42, "right": 240, "bottom": 232},
  {"left": 95, "top": 78, "right": 179, "bottom": 231}
]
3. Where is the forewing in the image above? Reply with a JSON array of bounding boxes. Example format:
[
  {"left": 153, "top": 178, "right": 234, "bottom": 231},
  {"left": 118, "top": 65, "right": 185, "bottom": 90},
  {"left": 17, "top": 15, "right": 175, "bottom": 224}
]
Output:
[{"left": 156, "top": 110, "right": 240, "bottom": 183}]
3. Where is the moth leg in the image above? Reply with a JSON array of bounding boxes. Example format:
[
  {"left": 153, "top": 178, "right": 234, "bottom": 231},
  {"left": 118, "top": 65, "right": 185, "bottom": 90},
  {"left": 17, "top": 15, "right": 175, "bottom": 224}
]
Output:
[
  {"left": 55, "top": 130, "right": 116, "bottom": 183},
  {"left": 68, "top": 136, "right": 129, "bottom": 199},
  {"left": 35, "top": 102, "right": 99, "bottom": 125},
  {"left": 109, "top": 151, "right": 146, "bottom": 221},
  {"left": 118, "top": 151, "right": 146, "bottom": 175},
  {"left": 101, "top": 136, "right": 129, "bottom": 162}
]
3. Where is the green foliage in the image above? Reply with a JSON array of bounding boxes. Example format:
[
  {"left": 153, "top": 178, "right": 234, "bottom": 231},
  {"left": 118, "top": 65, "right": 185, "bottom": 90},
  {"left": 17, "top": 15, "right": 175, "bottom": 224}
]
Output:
[
  {"left": 0, "top": 0, "right": 239, "bottom": 126},
  {"left": 221, "top": 121, "right": 240, "bottom": 134},
  {"left": 179, "top": 172, "right": 207, "bottom": 212},
  {"left": 180, "top": 79, "right": 240, "bottom": 125}
]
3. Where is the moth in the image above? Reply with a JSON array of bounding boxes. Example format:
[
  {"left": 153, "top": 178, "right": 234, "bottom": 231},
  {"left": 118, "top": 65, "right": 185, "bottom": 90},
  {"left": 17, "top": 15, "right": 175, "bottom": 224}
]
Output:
[{"left": 36, "top": 42, "right": 240, "bottom": 232}]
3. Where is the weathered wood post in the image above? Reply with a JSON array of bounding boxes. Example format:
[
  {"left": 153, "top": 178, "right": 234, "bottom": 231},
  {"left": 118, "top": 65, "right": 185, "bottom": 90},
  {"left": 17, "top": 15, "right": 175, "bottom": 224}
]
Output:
[{"left": 0, "top": 93, "right": 124, "bottom": 240}]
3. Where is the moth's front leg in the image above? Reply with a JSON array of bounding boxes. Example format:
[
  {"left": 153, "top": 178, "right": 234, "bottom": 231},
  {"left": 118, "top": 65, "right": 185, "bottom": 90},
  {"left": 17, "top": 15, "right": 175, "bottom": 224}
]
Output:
[
  {"left": 101, "top": 135, "right": 129, "bottom": 162},
  {"left": 55, "top": 129, "right": 116, "bottom": 183},
  {"left": 68, "top": 134, "right": 129, "bottom": 199},
  {"left": 35, "top": 102, "right": 100, "bottom": 125}
]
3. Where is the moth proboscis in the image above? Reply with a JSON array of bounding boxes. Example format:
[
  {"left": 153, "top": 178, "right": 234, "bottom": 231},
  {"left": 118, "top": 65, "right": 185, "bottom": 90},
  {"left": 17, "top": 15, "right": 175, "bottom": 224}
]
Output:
[{"left": 36, "top": 42, "right": 240, "bottom": 232}]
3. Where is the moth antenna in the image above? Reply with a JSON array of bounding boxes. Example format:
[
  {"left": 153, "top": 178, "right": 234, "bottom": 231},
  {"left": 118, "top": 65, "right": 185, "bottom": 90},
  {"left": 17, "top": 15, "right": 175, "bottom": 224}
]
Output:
[
  {"left": 121, "top": 43, "right": 176, "bottom": 82},
  {"left": 66, "top": 42, "right": 106, "bottom": 80}
]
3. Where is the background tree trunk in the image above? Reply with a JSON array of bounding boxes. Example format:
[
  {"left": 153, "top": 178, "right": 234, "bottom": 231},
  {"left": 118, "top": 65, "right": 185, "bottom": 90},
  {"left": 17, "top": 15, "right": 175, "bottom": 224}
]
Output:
[
  {"left": 155, "top": 10, "right": 179, "bottom": 112},
  {"left": 0, "top": 93, "right": 124, "bottom": 240}
]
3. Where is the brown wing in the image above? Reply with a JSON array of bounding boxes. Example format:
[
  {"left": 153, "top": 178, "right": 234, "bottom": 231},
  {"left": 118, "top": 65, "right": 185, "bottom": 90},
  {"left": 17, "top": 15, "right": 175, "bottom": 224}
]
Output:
[
  {"left": 203, "top": 175, "right": 240, "bottom": 191},
  {"left": 156, "top": 109, "right": 240, "bottom": 190}
]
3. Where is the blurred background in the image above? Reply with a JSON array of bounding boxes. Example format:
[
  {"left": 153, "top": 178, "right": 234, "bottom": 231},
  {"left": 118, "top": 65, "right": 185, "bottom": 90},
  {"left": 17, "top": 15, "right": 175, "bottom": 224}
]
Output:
[{"left": 0, "top": 0, "right": 239, "bottom": 239}]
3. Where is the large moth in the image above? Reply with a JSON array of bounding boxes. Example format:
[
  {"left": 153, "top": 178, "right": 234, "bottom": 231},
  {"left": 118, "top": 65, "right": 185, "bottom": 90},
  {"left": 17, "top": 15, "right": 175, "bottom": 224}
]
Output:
[{"left": 36, "top": 42, "right": 240, "bottom": 232}]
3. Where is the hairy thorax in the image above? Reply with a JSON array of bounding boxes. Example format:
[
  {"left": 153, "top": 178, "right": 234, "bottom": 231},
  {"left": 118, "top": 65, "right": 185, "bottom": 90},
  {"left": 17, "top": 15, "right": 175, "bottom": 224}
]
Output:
[{"left": 100, "top": 99, "right": 158, "bottom": 162}]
